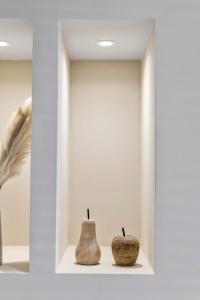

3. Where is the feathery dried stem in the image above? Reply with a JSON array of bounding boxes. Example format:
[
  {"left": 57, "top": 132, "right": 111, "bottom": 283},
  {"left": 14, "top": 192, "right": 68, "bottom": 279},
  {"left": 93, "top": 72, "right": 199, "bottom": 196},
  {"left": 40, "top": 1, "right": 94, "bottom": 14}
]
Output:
[{"left": 0, "top": 98, "right": 32, "bottom": 189}]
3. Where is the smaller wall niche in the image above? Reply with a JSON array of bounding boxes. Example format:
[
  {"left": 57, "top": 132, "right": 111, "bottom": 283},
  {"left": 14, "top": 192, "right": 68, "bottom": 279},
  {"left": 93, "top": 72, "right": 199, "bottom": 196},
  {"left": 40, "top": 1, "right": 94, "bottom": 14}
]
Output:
[
  {"left": 56, "top": 19, "right": 155, "bottom": 274},
  {"left": 0, "top": 19, "right": 32, "bottom": 273}
]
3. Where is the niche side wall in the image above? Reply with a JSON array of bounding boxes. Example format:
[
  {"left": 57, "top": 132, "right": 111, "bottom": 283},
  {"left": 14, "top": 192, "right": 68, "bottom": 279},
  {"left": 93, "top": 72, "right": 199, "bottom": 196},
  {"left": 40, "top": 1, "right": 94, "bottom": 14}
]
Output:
[
  {"left": 0, "top": 61, "right": 32, "bottom": 246},
  {"left": 56, "top": 32, "right": 70, "bottom": 265},
  {"left": 140, "top": 32, "right": 155, "bottom": 268}
]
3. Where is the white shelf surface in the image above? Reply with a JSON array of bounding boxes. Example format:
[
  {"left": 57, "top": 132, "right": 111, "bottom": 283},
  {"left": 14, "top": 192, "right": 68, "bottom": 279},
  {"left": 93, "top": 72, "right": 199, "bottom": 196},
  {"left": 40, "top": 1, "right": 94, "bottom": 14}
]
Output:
[
  {"left": 0, "top": 246, "right": 29, "bottom": 274},
  {"left": 57, "top": 245, "right": 154, "bottom": 274}
]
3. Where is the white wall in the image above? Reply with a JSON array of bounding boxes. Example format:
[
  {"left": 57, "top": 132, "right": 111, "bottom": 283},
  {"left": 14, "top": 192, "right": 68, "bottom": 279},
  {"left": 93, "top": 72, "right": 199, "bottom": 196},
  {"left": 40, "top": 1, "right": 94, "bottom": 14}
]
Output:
[
  {"left": 0, "top": 61, "right": 31, "bottom": 245},
  {"left": 140, "top": 32, "right": 155, "bottom": 267},
  {"left": 0, "top": 4, "right": 198, "bottom": 300},
  {"left": 69, "top": 61, "right": 141, "bottom": 246},
  {"left": 56, "top": 31, "right": 70, "bottom": 264}
]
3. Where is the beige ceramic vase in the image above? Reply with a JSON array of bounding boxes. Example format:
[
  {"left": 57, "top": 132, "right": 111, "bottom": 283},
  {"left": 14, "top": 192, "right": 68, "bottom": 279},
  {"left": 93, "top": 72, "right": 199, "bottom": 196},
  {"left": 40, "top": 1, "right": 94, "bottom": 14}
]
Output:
[
  {"left": 111, "top": 227, "right": 140, "bottom": 266},
  {"left": 75, "top": 210, "right": 101, "bottom": 265}
]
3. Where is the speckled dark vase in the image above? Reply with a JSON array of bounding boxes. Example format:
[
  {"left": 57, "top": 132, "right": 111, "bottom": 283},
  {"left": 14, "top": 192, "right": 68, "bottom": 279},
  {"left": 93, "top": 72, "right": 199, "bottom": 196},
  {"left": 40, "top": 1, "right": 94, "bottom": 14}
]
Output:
[{"left": 111, "top": 234, "right": 140, "bottom": 266}]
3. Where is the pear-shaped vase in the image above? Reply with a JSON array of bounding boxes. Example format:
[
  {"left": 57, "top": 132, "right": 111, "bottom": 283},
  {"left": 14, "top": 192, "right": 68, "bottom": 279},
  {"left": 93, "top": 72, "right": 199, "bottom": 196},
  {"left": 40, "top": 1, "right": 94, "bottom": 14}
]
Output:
[{"left": 75, "top": 219, "right": 101, "bottom": 265}]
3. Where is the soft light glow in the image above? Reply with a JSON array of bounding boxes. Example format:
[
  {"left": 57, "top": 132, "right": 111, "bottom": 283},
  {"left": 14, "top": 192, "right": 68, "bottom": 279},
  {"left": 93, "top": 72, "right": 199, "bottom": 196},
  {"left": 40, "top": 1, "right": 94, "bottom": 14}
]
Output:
[
  {"left": 0, "top": 40, "right": 10, "bottom": 47},
  {"left": 96, "top": 40, "right": 115, "bottom": 47}
]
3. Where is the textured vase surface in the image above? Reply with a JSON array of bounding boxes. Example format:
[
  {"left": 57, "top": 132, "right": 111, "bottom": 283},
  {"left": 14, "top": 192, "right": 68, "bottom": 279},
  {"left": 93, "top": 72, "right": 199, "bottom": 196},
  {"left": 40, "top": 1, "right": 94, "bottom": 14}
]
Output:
[
  {"left": 75, "top": 220, "right": 101, "bottom": 265},
  {"left": 112, "top": 235, "right": 140, "bottom": 266}
]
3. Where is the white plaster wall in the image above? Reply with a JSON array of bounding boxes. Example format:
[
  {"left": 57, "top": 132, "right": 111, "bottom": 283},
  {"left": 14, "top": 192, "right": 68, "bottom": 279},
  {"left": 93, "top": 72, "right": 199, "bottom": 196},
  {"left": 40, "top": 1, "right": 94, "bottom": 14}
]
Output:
[
  {"left": 0, "top": 2, "right": 199, "bottom": 299},
  {"left": 69, "top": 61, "right": 141, "bottom": 246},
  {"left": 140, "top": 32, "right": 155, "bottom": 267},
  {"left": 0, "top": 61, "right": 31, "bottom": 245},
  {"left": 56, "top": 30, "right": 70, "bottom": 264}
]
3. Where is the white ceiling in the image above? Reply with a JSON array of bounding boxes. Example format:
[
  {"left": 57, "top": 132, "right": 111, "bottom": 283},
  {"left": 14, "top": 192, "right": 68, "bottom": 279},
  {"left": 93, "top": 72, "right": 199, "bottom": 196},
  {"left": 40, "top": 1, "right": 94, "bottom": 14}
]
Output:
[
  {"left": 62, "top": 20, "right": 154, "bottom": 60},
  {"left": 0, "top": 20, "right": 32, "bottom": 60}
]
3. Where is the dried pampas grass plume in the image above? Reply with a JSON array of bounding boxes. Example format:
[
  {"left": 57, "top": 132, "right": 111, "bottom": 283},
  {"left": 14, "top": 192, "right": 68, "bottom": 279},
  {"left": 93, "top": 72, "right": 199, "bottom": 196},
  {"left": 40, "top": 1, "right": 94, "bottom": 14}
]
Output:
[{"left": 0, "top": 97, "right": 32, "bottom": 189}]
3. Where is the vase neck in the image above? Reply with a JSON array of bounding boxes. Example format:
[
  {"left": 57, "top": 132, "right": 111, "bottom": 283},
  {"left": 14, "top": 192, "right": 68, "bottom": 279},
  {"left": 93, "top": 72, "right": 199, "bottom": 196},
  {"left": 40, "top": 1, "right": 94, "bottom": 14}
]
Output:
[{"left": 80, "top": 220, "right": 96, "bottom": 239}]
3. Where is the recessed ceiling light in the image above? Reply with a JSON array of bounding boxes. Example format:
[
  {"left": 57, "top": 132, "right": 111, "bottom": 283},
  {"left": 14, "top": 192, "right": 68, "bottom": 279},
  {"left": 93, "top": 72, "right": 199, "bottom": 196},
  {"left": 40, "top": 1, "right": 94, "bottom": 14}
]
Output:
[
  {"left": 96, "top": 40, "right": 115, "bottom": 47},
  {"left": 0, "top": 40, "right": 10, "bottom": 47}
]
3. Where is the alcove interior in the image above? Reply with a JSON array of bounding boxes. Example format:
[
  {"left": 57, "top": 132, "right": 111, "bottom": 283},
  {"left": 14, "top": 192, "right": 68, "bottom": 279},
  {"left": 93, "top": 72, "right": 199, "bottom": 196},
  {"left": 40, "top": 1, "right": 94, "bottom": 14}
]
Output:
[
  {"left": 0, "top": 19, "right": 32, "bottom": 273},
  {"left": 56, "top": 19, "right": 155, "bottom": 274}
]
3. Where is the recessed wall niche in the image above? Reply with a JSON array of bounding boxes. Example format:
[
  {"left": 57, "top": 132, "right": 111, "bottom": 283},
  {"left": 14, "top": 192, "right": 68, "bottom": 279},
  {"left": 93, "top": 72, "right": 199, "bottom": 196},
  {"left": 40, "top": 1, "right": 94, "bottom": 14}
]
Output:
[
  {"left": 56, "top": 19, "right": 155, "bottom": 274},
  {"left": 0, "top": 19, "right": 32, "bottom": 273}
]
